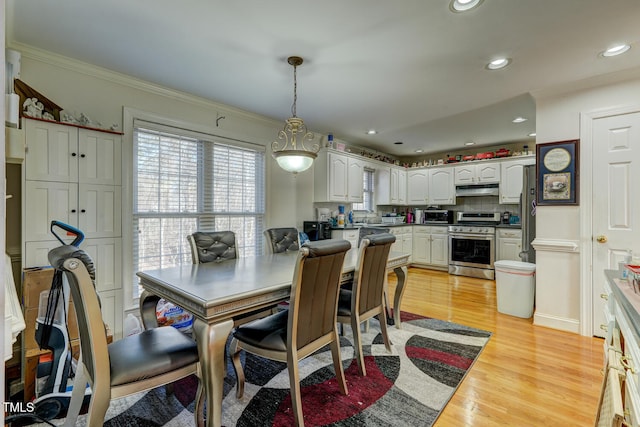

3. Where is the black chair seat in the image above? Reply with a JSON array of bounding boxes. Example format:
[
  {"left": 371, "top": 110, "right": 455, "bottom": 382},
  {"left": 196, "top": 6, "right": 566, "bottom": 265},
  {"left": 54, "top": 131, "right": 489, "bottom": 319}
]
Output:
[
  {"left": 231, "top": 309, "right": 289, "bottom": 352},
  {"left": 109, "top": 326, "right": 199, "bottom": 387},
  {"left": 337, "top": 289, "right": 352, "bottom": 317}
]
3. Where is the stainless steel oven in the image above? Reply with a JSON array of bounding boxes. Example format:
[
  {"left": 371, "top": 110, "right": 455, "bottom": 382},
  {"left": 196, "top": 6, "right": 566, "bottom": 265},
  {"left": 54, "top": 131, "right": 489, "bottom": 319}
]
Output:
[{"left": 448, "top": 212, "right": 499, "bottom": 280}]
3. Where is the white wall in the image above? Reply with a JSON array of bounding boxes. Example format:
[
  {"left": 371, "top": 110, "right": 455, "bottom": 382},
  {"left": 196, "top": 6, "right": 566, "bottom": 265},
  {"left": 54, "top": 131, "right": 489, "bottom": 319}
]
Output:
[{"left": 533, "top": 69, "right": 640, "bottom": 333}]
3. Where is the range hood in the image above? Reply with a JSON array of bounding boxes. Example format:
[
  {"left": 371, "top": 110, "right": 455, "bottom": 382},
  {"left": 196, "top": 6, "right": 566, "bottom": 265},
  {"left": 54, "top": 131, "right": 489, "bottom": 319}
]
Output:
[{"left": 455, "top": 183, "right": 499, "bottom": 197}]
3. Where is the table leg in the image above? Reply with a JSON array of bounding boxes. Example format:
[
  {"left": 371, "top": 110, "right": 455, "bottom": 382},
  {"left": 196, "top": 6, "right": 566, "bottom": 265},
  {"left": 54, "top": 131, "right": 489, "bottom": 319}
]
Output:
[
  {"left": 192, "top": 317, "right": 234, "bottom": 427},
  {"left": 393, "top": 266, "right": 408, "bottom": 329}
]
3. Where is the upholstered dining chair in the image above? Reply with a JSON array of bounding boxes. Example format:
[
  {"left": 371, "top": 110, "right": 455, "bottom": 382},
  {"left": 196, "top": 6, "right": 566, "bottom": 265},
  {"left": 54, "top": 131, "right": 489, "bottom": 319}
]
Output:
[
  {"left": 185, "top": 230, "right": 276, "bottom": 326},
  {"left": 47, "top": 245, "right": 204, "bottom": 427},
  {"left": 357, "top": 226, "right": 390, "bottom": 247},
  {"left": 264, "top": 227, "right": 300, "bottom": 254},
  {"left": 230, "top": 239, "right": 352, "bottom": 427},
  {"left": 187, "top": 230, "right": 237, "bottom": 264},
  {"left": 337, "top": 233, "right": 395, "bottom": 376}
]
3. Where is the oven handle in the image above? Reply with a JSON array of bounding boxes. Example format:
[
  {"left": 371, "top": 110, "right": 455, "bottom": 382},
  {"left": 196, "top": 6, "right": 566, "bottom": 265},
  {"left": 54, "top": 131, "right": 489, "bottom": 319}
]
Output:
[{"left": 449, "top": 233, "right": 495, "bottom": 240}]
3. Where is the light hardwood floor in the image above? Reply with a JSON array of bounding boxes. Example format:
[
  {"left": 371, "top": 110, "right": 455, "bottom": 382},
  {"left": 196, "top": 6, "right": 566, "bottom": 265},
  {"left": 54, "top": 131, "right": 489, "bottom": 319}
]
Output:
[{"left": 386, "top": 267, "right": 603, "bottom": 427}]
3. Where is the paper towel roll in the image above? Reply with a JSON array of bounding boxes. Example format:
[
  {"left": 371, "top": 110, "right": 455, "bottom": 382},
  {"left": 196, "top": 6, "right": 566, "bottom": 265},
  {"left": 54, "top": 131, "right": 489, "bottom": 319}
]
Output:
[{"left": 5, "top": 93, "right": 19, "bottom": 127}]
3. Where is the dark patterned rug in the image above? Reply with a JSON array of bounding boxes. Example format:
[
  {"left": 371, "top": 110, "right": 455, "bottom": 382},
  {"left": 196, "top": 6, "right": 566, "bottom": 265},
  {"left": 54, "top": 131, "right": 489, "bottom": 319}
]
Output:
[{"left": 34, "top": 312, "right": 491, "bottom": 427}]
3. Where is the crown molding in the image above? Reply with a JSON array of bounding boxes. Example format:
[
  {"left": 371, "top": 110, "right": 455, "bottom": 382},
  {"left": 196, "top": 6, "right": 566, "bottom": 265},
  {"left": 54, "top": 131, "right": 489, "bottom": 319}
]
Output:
[{"left": 7, "top": 41, "right": 279, "bottom": 127}]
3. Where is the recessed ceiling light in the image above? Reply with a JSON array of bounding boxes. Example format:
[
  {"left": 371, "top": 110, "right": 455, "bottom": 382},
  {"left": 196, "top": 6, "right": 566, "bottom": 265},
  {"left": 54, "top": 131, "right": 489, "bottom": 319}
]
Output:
[
  {"left": 415, "top": 149, "right": 424, "bottom": 153},
  {"left": 602, "top": 44, "right": 631, "bottom": 57},
  {"left": 366, "top": 129, "right": 377, "bottom": 135},
  {"left": 450, "top": 0, "right": 484, "bottom": 12},
  {"left": 486, "top": 57, "right": 511, "bottom": 70},
  {"left": 512, "top": 116, "right": 528, "bottom": 123},
  {"left": 464, "top": 142, "right": 476, "bottom": 146},
  {"left": 528, "top": 132, "right": 537, "bottom": 137}
]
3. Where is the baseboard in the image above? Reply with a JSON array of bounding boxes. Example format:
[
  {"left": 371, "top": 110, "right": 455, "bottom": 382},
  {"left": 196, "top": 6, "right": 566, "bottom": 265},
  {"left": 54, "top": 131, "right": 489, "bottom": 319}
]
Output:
[{"left": 533, "top": 312, "right": 581, "bottom": 334}]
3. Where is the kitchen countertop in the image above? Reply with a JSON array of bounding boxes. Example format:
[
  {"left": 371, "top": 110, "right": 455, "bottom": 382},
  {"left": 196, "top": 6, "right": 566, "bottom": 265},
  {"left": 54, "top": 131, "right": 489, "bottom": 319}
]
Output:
[{"left": 496, "top": 224, "right": 522, "bottom": 229}]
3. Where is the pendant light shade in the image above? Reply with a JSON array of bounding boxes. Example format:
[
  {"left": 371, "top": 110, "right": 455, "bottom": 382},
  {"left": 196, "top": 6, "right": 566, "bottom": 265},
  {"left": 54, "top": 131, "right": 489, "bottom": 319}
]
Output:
[{"left": 272, "top": 56, "right": 318, "bottom": 174}]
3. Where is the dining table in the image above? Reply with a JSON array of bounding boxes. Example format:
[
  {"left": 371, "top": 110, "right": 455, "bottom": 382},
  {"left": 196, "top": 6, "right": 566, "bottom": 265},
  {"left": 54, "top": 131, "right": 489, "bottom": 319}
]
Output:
[{"left": 136, "top": 246, "right": 410, "bottom": 427}]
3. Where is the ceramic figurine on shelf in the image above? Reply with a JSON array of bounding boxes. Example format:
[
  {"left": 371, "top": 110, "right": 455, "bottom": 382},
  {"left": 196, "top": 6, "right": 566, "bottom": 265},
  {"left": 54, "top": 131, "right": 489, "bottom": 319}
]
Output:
[{"left": 23, "top": 97, "right": 44, "bottom": 118}]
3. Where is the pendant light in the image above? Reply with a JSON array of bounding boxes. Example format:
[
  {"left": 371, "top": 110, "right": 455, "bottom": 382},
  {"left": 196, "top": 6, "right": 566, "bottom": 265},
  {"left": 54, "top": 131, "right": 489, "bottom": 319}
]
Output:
[{"left": 272, "top": 56, "right": 319, "bottom": 174}]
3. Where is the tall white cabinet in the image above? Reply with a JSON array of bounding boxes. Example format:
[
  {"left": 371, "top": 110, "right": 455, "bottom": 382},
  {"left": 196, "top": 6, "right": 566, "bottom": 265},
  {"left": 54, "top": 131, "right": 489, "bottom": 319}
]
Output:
[{"left": 22, "top": 119, "right": 123, "bottom": 338}]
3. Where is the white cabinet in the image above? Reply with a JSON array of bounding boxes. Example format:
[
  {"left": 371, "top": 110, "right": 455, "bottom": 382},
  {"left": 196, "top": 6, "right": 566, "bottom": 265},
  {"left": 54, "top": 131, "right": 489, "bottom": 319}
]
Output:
[
  {"left": 376, "top": 165, "right": 407, "bottom": 205},
  {"left": 407, "top": 169, "right": 428, "bottom": 204},
  {"left": 499, "top": 157, "right": 535, "bottom": 204},
  {"left": 412, "top": 226, "right": 448, "bottom": 269},
  {"left": 496, "top": 228, "right": 522, "bottom": 261},
  {"left": 314, "top": 150, "right": 363, "bottom": 202},
  {"left": 347, "top": 157, "right": 365, "bottom": 203},
  {"left": 454, "top": 162, "right": 500, "bottom": 185},
  {"left": 332, "top": 228, "right": 359, "bottom": 250},
  {"left": 23, "top": 119, "right": 123, "bottom": 337},
  {"left": 390, "top": 167, "right": 407, "bottom": 205},
  {"left": 390, "top": 226, "right": 412, "bottom": 260},
  {"left": 428, "top": 167, "right": 456, "bottom": 205}
]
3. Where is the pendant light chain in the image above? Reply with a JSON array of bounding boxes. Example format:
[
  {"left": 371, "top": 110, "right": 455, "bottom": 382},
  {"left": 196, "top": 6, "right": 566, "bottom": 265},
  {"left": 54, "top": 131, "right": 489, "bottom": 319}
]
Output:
[{"left": 292, "top": 62, "right": 298, "bottom": 118}]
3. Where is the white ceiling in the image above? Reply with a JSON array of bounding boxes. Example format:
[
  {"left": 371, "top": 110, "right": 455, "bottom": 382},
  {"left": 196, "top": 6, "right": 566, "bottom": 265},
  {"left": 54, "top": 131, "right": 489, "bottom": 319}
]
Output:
[{"left": 6, "top": 0, "right": 640, "bottom": 157}]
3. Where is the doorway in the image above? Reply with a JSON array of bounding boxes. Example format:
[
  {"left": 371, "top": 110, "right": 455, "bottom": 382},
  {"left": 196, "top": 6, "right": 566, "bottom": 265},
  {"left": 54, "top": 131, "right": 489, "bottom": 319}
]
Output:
[{"left": 582, "top": 107, "right": 640, "bottom": 337}]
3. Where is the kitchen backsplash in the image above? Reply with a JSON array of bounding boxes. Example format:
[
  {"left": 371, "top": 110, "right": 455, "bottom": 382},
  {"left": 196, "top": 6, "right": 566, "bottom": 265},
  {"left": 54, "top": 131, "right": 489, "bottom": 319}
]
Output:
[{"left": 313, "top": 196, "right": 520, "bottom": 223}]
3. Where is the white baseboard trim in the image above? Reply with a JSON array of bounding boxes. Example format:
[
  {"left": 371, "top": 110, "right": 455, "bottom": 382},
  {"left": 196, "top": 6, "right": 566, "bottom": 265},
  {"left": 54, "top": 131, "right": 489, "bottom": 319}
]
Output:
[{"left": 534, "top": 312, "right": 581, "bottom": 334}]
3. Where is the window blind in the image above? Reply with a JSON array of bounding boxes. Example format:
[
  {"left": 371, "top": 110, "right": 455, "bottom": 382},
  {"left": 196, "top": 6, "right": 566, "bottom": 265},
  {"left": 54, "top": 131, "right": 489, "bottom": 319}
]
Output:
[
  {"left": 353, "top": 168, "right": 375, "bottom": 211},
  {"left": 132, "top": 123, "right": 265, "bottom": 297}
]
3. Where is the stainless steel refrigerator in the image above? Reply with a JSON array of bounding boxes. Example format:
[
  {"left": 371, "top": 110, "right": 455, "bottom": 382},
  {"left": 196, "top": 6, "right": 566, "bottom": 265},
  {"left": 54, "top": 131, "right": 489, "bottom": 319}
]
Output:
[{"left": 519, "top": 164, "right": 536, "bottom": 263}]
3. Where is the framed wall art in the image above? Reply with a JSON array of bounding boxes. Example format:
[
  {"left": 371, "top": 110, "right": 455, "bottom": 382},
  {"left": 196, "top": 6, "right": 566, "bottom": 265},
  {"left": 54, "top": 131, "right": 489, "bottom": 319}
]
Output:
[{"left": 536, "top": 139, "right": 579, "bottom": 206}]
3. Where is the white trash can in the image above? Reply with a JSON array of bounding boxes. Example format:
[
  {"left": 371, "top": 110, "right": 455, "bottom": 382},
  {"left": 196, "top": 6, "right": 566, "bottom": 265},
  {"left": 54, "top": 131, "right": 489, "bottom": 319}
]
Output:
[{"left": 494, "top": 260, "right": 536, "bottom": 318}]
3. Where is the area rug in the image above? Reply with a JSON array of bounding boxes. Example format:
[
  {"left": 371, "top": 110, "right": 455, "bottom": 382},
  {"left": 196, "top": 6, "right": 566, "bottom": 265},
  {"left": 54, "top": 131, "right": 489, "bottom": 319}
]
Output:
[{"left": 38, "top": 312, "right": 491, "bottom": 427}]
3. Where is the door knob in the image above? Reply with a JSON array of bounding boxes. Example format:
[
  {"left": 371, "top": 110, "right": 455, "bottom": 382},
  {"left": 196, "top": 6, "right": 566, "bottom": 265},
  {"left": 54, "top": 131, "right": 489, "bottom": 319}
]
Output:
[{"left": 596, "top": 235, "right": 608, "bottom": 243}]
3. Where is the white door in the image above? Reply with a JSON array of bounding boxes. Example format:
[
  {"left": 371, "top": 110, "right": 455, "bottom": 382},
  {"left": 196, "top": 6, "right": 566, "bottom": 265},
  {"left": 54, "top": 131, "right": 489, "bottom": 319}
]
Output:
[
  {"left": 407, "top": 170, "right": 428, "bottom": 204},
  {"left": 328, "top": 153, "right": 348, "bottom": 201},
  {"left": 592, "top": 111, "right": 640, "bottom": 336},
  {"left": 78, "top": 129, "right": 122, "bottom": 186},
  {"left": 430, "top": 232, "right": 449, "bottom": 266},
  {"left": 24, "top": 181, "right": 78, "bottom": 241},
  {"left": 347, "top": 158, "right": 364, "bottom": 203}
]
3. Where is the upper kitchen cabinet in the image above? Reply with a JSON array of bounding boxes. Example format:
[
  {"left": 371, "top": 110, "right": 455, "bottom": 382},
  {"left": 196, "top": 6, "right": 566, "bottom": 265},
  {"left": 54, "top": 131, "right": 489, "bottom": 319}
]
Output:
[
  {"left": 428, "top": 167, "right": 455, "bottom": 205},
  {"left": 374, "top": 164, "right": 406, "bottom": 205},
  {"left": 499, "top": 157, "right": 536, "bottom": 204},
  {"left": 314, "top": 150, "right": 363, "bottom": 203},
  {"left": 391, "top": 167, "right": 407, "bottom": 205},
  {"left": 454, "top": 162, "right": 500, "bottom": 185},
  {"left": 407, "top": 169, "right": 428, "bottom": 204}
]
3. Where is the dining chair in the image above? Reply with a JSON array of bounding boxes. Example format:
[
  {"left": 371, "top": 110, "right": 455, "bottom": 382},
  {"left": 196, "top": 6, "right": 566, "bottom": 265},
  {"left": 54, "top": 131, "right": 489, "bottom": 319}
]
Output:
[
  {"left": 264, "top": 227, "right": 300, "bottom": 254},
  {"left": 47, "top": 245, "right": 204, "bottom": 427},
  {"left": 187, "top": 230, "right": 237, "bottom": 264},
  {"left": 229, "top": 239, "right": 352, "bottom": 427},
  {"left": 357, "top": 226, "right": 390, "bottom": 247},
  {"left": 337, "top": 233, "right": 395, "bottom": 376}
]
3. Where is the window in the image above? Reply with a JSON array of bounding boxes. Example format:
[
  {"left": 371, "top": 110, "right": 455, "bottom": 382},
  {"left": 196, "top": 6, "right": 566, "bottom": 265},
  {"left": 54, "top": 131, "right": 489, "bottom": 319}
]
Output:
[
  {"left": 133, "top": 123, "right": 265, "bottom": 297},
  {"left": 352, "top": 168, "right": 375, "bottom": 211}
]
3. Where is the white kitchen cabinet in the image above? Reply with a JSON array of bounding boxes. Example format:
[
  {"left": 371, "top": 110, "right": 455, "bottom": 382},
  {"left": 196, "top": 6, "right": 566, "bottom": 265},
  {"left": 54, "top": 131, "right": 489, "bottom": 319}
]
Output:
[
  {"left": 332, "top": 228, "right": 359, "bottom": 250},
  {"left": 390, "top": 167, "right": 407, "bottom": 205},
  {"left": 407, "top": 169, "right": 428, "bottom": 204},
  {"left": 496, "top": 228, "right": 522, "bottom": 261},
  {"left": 390, "top": 226, "right": 412, "bottom": 261},
  {"left": 428, "top": 167, "right": 456, "bottom": 205},
  {"left": 347, "top": 157, "right": 364, "bottom": 203},
  {"left": 23, "top": 118, "right": 124, "bottom": 338},
  {"left": 314, "top": 150, "right": 364, "bottom": 202},
  {"left": 454, "top": 162, "right": 500, "bottom": 185},
  {"left": 499, "top": 157, "right": 535, "bottom": 204},
  {"left": 412, "top": 226, "right": 448, "bottom": 269},
  {"left": 375, "top": 166, "right": 391, "bottom": 205}
]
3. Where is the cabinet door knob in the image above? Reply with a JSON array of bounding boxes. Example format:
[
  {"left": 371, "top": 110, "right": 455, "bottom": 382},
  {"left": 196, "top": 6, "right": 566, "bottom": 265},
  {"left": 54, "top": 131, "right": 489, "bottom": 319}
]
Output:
[
  {"left": 596, "top": 235, "right": 608, "bottom": 243},
  {"left": 81, "top": 209, "right": 86, "bottom": 213},
  {"left": 71, "top": 209, "right": 76, "bottom": 213},
  {"left": 600, "top": 293, "right": 609, "bottom": 301},
  {"left": 71, "top": 152, "right": 77, "bottom": 157}
]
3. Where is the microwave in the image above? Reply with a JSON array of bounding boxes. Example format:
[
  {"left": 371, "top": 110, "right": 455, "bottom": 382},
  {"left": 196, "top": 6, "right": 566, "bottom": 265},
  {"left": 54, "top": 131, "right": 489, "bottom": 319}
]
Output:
[
  {"left": 303, "top": 221, "right": 332, "bottom": 241},
  {"left": 423, "top": 210, "right": 454, "bottom": 224}
]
